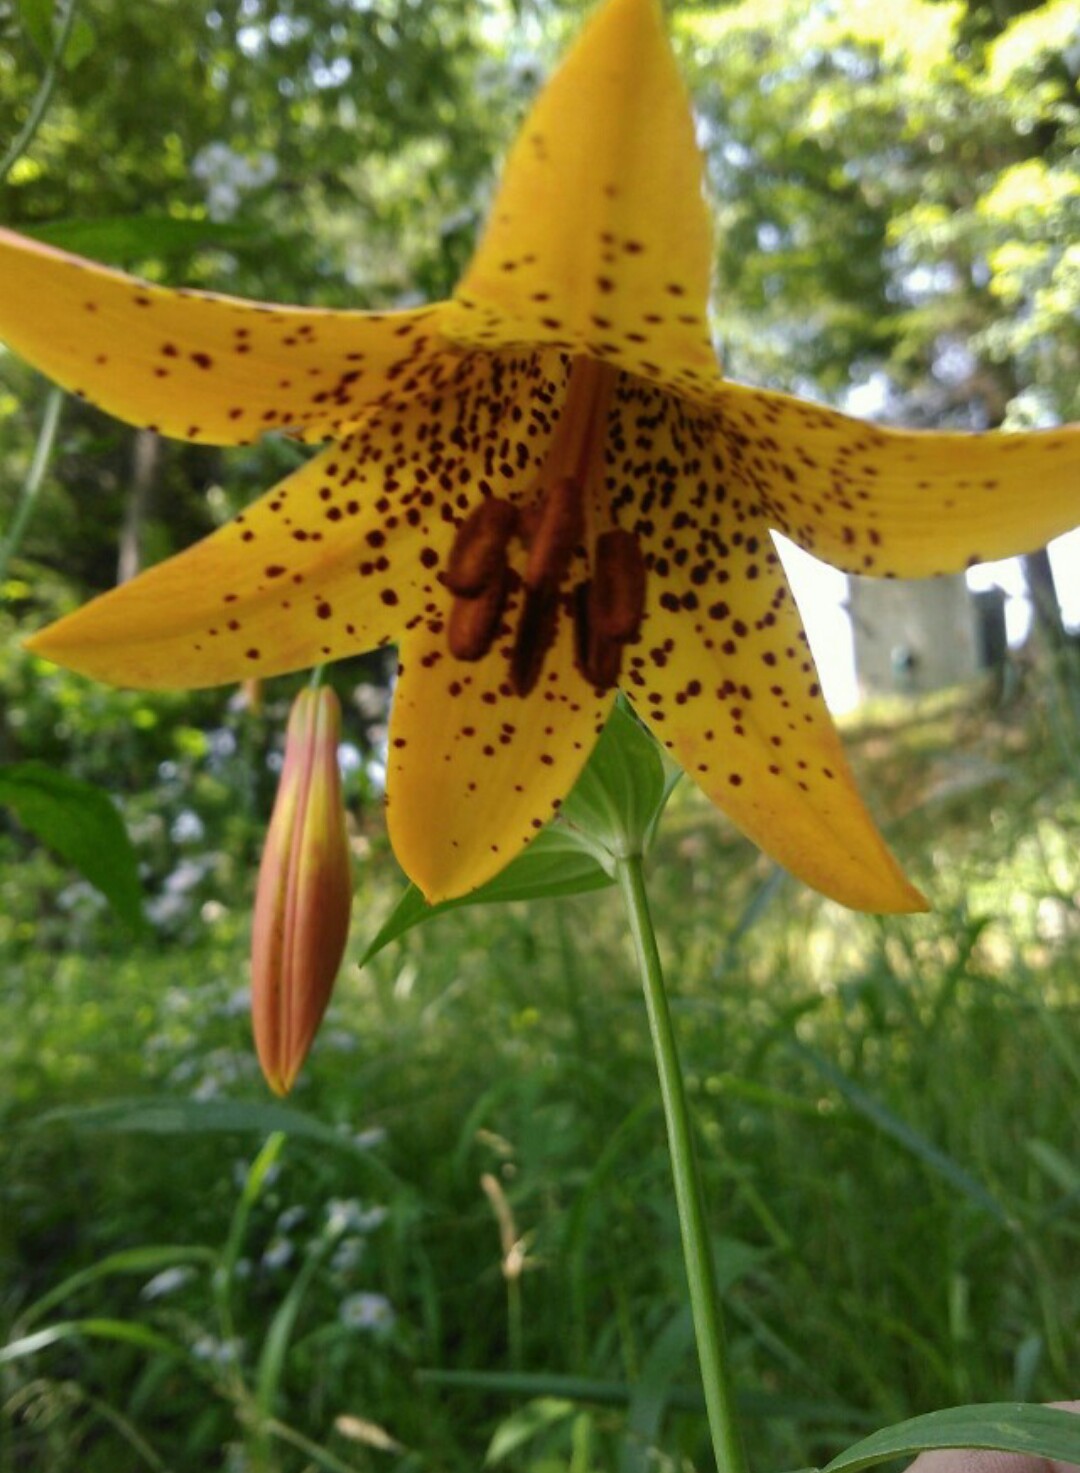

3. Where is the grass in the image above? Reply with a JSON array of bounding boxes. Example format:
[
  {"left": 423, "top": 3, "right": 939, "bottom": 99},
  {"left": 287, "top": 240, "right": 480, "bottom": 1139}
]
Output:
[{"left": 1, "top": 676, "right": 1079, "bottom": 1472}]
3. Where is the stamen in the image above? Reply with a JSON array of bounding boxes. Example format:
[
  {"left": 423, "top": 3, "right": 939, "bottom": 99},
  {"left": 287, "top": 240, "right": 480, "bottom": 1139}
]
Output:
[
  {"left": 573, "top": 581, "right": 623, "bottom": 690},
  {"left": 510, "top": 585, "right": 560, "bottom": 697},
  {"left": 445, "top": 497, "right": 519, "bottom": 597},
  {"left": 524, "top": 476, "right": 585, "bottom": 591},
  {"left": 441, "top": 357, "right": 620, "bottom": 694},
  {"left": 590, "top": 529, "right": 646, "bottom": 640},
  {"left": 448, "top": 573, "right": 509, "bottom": 662}
]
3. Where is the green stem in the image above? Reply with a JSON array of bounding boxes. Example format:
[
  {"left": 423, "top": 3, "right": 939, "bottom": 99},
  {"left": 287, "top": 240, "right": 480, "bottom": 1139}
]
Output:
[
  {"left": 615, "top": 853, "right": 750, "bottom": 1473},
  {"left": 0, "top": 386, "right": 64, "bottom": 590},
  {"left": 0, "top": 0, "right": 80, "bottom": 182}
]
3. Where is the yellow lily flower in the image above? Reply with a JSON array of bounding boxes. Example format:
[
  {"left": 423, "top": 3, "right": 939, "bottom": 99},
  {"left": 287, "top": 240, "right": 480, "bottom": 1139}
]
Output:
[{"left": 2, "top": 0, "right": 1077, "bottom": 914}]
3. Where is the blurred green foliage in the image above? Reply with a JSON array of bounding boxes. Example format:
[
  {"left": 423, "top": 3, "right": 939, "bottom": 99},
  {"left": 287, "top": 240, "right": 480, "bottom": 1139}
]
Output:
[
  {"left": 2, "top": 690, "right": 1080, "bottom": 1470},
  {"left": 1, "top": 0, "right": 1079, "bottom": 1469}
]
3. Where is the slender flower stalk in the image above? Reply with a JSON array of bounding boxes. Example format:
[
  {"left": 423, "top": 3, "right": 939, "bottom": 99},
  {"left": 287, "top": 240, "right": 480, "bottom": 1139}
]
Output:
[
  {"left": 617, "top": 853, "right": 750, "bottom": 1473},
  {"left": 251, "top": 685, "right": 351, "bottom": 1095}
]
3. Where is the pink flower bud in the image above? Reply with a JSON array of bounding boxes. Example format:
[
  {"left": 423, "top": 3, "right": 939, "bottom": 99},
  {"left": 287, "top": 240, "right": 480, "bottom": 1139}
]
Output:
[{"left": 251, "top": 686, "right": 351, "bottom": 1095}]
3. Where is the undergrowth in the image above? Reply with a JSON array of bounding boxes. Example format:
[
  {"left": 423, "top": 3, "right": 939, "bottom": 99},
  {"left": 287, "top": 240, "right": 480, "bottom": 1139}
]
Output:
[{"left": 1, "top": 676, "right": 1078, "bottom": 1472}]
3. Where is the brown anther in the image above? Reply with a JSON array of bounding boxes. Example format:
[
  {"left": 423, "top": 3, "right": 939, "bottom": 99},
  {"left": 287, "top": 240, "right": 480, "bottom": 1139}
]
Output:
[
  {"left": 445, "top": 497, "right": 519, "bottom": 597},
  {"left": 510, "top": 585, "right": 560, "bottom": 696},
  {"left": 447, "top": 572, "right": 509, "bottom": 661},
  {"left": 591, "top": 528, "right": 646, "bottom": 641},
  {"left": 573, "top": 580, "right": 624, "bottom": 691},
  {"left": 524, "top": 476, "right": 584, "bottom": 591}
]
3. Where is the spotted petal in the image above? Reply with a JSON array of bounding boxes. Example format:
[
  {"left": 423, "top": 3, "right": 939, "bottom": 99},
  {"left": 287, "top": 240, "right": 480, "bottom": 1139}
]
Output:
[
  {"left": 0, "top": 226, "right": 448, "bottom": 446},
  {"left": 612, "top": 380, "right": 926, "bottom": 913},
  {"left": 387, "top": 597, "right": 614, "bottom": 903},
  {"left": 718, "top": 381, "right": 1080, "bottom": 577},
  {"left": 443, "top": 0, "right": 719, "bottom": 403},
  {"left": 26, "top": 439, "right": 443, "bottom": 686},
  {"left": 26, "top": 347, "right": 579, "bottom": 688}
]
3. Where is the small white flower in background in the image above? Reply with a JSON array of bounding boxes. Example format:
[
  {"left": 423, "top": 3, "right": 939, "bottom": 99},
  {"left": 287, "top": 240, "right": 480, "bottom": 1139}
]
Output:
[
  {"left": 330, "top": 1236, "right": 366, "bottom": 1276},
  {"left": 261, "top": 1236, "right": 295, "bottom": 1272},
  {"left": 355, "top": 1205, "right": 388, "bottom": 1232},
  {"left": 325, "top": 1198, "right": 388, "bottom": 1236},
  {"left": 141, "top": 1265, "right": 196, "bottom": 1301},
  {"left": 353, "top": 1127, "right": 387, "bottom": 1153},
  {"left": 276, "top": 1204, "right": 307, "bottom": 1234},
  {"left": 191, "top": 142, "right": 278, "bottom": 221},
  {"left": 192, "top": 1334, "right": 242, "bottom": 1367},
  {"left": 339, "top": 1292, "right": 395, "bottom": 1334}
]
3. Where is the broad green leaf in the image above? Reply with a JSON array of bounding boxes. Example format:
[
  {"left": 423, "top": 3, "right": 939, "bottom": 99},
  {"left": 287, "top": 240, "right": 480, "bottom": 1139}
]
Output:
[
  {"left": 61, "top": 13, "right": 96, "bottom": 68},
  {"left": 358, "top": 828, "right": 612, "bottom": 966},
  {"left": 0, "top": 761, "right": 143, "bottom": 932},
  {"left": 19, "top": 0, "right": 54, "bottom": 59},
  {"left": 559, "top": 697, "right": 678, "bottom": 867},
  {"left": 25, "top": 216, "right": 265, "bottom": 265},
  {"left": 822, "top": 1402, "right": 1080, "bottom": 1473}
]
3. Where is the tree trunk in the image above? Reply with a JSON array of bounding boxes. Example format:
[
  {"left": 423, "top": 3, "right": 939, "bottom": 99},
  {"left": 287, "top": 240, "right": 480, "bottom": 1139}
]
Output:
[
  {"left": 1021, "top": 547, "right": 1068, "bottom": 652},
  {"left": 116, "top": 429, "right": 160, "bottom": 585}
]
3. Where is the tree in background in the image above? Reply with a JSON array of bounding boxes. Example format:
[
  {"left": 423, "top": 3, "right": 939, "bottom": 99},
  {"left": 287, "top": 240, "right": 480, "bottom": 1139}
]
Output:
[
  {"left": 2, "top": 0, "right": 1076, "bottom": 635},
  {"left": 677, "top": 0, "right": 1078, "bottom": 640}
]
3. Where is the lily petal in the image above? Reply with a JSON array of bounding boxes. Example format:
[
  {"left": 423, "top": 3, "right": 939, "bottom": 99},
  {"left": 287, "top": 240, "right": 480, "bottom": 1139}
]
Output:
[
  {"left": 27, "top": 348, "right": 576, "bottom": 688},
  {"left": 613, "top": 380, "right": 926, "bottom": 913},
  {"left": 27, "top": 438, "right": 446, "bottom": 688},
  {"left": 719, "top": 380, "right": 1080, "bottom": 577},
  {"left": 0, "top": 226, "right": 447, "bottom": 446},
  {"left": 443, "top": 0, "right": 719, "bottom": 403},
  {"left": 387, "top": 596, "right": 614, "bottom": 903}
]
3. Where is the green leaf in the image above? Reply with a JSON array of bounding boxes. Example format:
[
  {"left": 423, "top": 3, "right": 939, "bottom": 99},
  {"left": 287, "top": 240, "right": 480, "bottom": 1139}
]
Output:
[
  {"left": 485, "top": 1398, "right": 576, "bottom": 1466},
  {"left": 19, "top": 0, "right": 54, "bottom": 59},
  {"left": 358, "top": 828, "right": 613, "bottom": 967},
  {"left": 822, "top": 1403, "right": 1080, "bottom": 1473},
  {"left": 0, "top": 761, "right": 144, "bottom": 933},
  {"left": 417, "top": 1370, "right": 871, "bottom": 1428},
  {"left": 255, "top": 1236, "right": 334, "bottom": 1427},
  {"left": 0, "top": 1317, "right": 192, "bottom": 1369},
  {"left": 24, "top": 216, "right": 265, "bottom": 265},
  {"left": 559, "top": 697, "right": 678, "bottom": 867},
  {"left": 61, "top": 13, "right": 96, "bottom": 68},
  {"left": 18, "top": 1246, "right": 216, "bottom": 1331}
]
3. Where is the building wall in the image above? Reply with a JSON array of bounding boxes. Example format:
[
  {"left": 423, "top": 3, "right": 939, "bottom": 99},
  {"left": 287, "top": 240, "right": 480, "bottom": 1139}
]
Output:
[{"left": 848, "top": 574, "right": 1003, "bottom": 697}]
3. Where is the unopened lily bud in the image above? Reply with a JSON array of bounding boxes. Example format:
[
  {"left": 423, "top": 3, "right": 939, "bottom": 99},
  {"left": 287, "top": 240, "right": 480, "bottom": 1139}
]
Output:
[{"left": 251, "top": 686, "right": 351, "bottom": 1096}]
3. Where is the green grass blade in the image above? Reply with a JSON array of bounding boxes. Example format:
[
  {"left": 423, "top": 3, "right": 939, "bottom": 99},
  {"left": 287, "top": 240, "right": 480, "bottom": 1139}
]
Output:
[
  {"left": 0, "top": 1317, "right": 192, "bottom": 1369},
  {"left": 17, "top": 1244, "right": 215, "bottom": 1330},
  {"left": 793, "top": 1045, "right": 1011, "bottom": 1225},
  {"left": 416, "top": 1370, "right": 872, "bottom": 1428},
  {"left": 254, "top": 1237, "right": 332, "bottom": 1425}
]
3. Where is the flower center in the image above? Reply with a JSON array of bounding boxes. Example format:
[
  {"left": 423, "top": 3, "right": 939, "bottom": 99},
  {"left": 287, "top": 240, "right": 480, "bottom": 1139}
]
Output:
[{"left": 443, "top": 356, "right": 647, "bottom": 696}]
